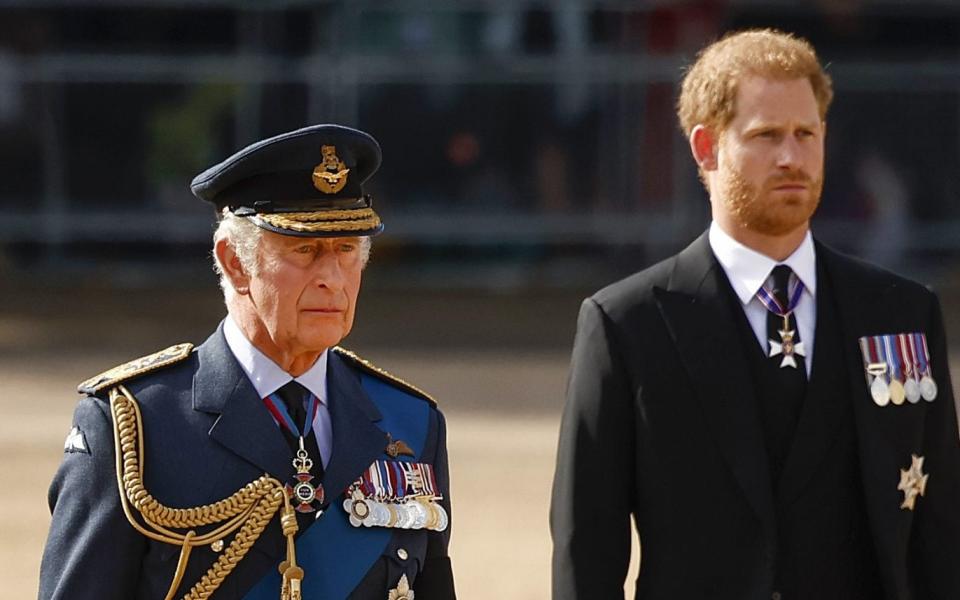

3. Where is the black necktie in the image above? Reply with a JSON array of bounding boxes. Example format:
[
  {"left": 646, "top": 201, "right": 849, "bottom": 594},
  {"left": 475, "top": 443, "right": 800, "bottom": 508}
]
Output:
[
  {"left": 275, "top": 381, "right": 324, "bottom": 478},
  {"left": 764, "top": 265, "right": 807, "bottom": 486}
]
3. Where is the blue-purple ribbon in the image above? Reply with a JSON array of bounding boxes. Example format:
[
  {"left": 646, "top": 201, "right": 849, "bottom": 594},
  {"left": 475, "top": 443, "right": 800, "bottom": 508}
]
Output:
[
  {"left": 756, "top": 273, "right": 805, "bottom": 317},
  {"left": 883, "top": 335, "right": 902, "bottom": 380},
  {"left": 913, "top": 332, "right": 930, "bottom": 376}
]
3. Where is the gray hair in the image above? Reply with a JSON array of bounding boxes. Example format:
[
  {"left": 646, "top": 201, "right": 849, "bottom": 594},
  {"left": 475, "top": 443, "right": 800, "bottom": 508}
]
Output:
[{"left": 212, "top": 210, "right": 372, "bottom": 298}]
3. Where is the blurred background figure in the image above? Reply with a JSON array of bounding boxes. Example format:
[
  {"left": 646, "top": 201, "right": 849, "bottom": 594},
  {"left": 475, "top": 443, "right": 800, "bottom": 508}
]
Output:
[{"left": 3, "top": 2, "right": 960, "bottom": 598}]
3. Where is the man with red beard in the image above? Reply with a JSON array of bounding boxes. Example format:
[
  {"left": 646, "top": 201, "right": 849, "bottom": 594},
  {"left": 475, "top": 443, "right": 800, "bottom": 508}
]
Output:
[{"left": 551, "top": 30, "right": 960, "bottom": 600}]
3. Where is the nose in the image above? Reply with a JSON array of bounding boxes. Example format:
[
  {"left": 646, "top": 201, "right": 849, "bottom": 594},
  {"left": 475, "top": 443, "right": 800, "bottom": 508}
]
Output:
[
  {"left": 776, "top": 137, "right": 803, "bottom": 170},
  {"left": 311, "top": 251, "right": 345, "bottom": 290}
]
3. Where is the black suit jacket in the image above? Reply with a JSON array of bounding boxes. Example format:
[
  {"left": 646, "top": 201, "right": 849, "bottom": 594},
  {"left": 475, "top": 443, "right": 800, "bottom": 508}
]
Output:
[
  {"left": 551, "top": 232, "right": 960, "bottom": 599},
  {"left": 40, "top": 325, "right": 455, "bottom": 599}
]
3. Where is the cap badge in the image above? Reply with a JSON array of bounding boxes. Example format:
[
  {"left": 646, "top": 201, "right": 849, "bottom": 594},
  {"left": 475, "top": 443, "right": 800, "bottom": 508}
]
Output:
[
  {"left": 312, "top": 145, "right": 350, "bottom": 194},
  {"left": 897, "top": 453, "right": 928, "bottom": 510}
]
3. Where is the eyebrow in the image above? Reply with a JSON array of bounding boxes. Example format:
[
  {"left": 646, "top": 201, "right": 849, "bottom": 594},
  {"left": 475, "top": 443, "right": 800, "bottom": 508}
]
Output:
[{"left": 743, "top": 120, "right": 821, "bottom": 133}]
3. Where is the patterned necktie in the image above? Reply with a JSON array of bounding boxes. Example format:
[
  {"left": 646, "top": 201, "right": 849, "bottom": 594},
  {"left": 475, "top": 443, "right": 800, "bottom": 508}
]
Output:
[{"left": 275, "top": 380, "right": 324, "bottom": 478}]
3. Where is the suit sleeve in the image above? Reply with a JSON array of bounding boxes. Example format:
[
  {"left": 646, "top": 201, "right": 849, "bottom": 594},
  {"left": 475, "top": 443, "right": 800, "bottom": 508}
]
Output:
[
  {"left": 39, "top": 396, "right": 145, "bottom": 600},
  {"left": 912, "top": 292, "right": 960, "bottom": 598},
  {"left": 551, "top": 298, "right": 636, "bottom": 600},
  {"left": 414, "top": 408, "right": 456, "bottom": 599}
]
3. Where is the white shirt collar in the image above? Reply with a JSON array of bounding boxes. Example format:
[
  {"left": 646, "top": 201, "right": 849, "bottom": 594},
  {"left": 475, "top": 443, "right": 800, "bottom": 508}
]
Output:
[
  {"left": 222, "top": 315, "right": 328, "bottom": 403},
  {"left": 708, "top": 221, "right": 817, "bottom": 305}
]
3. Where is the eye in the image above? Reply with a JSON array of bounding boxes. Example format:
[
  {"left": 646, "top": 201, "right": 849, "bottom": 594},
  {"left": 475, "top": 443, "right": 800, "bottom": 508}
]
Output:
[
  {"left": 796, "top": 129, "right": 815, "bottom": 138},
  {"left": 294, "top": 245, "right": 316, "bottom": 254}
]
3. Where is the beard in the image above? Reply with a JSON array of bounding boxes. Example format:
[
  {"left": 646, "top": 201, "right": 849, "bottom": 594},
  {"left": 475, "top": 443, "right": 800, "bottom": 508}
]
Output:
[{"left": 718, "top": 168, "right": 823, "bottom": 236}]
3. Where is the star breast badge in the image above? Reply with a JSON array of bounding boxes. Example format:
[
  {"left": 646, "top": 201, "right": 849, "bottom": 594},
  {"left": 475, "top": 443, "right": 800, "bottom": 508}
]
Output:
[
  {"left": 387, "top": 574, "right": 414, "bottom": 600},
  {"left": 897, "top": 454, "right": 929, "bottom": 511}
]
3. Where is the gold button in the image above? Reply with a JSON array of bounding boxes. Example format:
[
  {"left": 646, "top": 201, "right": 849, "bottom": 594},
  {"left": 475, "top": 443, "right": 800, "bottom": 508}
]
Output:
[
  {"left": 396, "top": 548, "right": 408, "bottom": 560},
  {"left": 211, "top": 540, "right": 224, "bottom": 552}
]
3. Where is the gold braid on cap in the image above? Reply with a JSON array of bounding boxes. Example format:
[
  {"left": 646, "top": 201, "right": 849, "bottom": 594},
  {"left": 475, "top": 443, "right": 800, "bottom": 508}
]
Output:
[
  {"left": 257, "top": 208, "right": 381, "bottom": 233},
  {"left": 109, "top": 385, "right": 306, "bottom": 600}
]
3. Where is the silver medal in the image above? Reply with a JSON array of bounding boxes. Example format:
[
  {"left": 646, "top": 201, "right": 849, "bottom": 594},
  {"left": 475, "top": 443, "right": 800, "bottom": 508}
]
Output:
[
  {"left": 370, "top": 501, "right": 390, "bottom": 527},
  {"left": 920, "top": 376, "right": 938, "bottom": 402},
  {"left": 433, "top": 503, "right": 449, "bottom": 532},
  {"left": 409, "top": 501, "right": 428, "bottom": 530},
  {"left": 904, "top": 378, "right": 921, "bottom": 404},
  {"left": 395, "top": 503, "right": 415, "bottom": 529},
  {"left": 870, "top": 376, "right": 890, "bottom": 407}
]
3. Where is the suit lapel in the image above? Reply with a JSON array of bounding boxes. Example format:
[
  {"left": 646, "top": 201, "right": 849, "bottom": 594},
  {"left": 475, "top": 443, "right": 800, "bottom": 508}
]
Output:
[
  {"left": 321, "top": 350, "right": 388, "bottom": 500},
  {"left": 820, "top": 244, "right": 924, "bottom": 596},
  {"left": 655, "top": 232, "right": 776, "bottom": 534},
  {"left": 193, "top": 328, "right": 389, "bottom": 503},
  {"left": 192, "top": 324, "right": 294, "bottom": 479}
]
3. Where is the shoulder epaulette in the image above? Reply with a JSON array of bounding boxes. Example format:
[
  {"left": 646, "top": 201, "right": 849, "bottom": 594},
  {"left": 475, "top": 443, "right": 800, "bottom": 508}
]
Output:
[
  {"left": 333, "top": 346, "right": 436, "bottom": 405},
  {"left": 77, "top": 342, "right": 194, "bottom": 395}
]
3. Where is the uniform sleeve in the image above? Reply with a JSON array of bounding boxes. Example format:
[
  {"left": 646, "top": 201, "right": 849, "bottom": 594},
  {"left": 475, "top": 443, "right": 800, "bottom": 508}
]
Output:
[
  {"left": 551, "top": 298, "right": 635, "bottom": 600},
  {"left": 39, "top": 396, "right": 145, "bottom": 600},
  {"left": 413, "top": 408, "right": 456, "bottom": 599},
  {"left": 912, "top": 293, "right": 960, "bottom": 598}
]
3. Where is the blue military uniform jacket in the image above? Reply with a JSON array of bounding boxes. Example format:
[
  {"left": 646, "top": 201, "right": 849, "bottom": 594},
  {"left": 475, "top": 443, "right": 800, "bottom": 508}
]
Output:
[{"left": 40, "top": 325, "right": 455, "bottom": 599}]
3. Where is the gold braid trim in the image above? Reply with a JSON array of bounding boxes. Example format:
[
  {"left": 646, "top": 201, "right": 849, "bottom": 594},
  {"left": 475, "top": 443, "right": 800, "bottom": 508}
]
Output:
[
  {"left": 267, "top": 208, "right": 376, "bottom": 222},
  {"left": 332, "top": 346, "right": 436, "bottom": 405},
  {"left": 256, "top": 209, "right": 381, "bottom": 233},
  {"left": 110, "top": 385, "right": 302, "bottom": 600}
]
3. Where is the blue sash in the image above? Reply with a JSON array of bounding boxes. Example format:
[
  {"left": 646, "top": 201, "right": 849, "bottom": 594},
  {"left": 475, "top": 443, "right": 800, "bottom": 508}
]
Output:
[{"left": 243, "top": 374, "right": 430, "bottom": 599}]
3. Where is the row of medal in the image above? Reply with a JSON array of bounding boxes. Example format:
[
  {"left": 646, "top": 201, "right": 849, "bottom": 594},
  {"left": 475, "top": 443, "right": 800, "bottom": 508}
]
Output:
[
  {"left": 342, "top": 460, "right": 448, "bottom": 532},
  {"left": 859, "top": 333, "right": 938, "bottom": 407}
]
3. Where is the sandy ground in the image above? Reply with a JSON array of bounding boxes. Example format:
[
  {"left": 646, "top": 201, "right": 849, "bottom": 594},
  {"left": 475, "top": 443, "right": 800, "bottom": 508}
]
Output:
[
  {"left": 9, "top": 280, "right": 955, "bottom": 598},
  {"left": 1, "top": 350, "right": 641, "bottom": 599}
]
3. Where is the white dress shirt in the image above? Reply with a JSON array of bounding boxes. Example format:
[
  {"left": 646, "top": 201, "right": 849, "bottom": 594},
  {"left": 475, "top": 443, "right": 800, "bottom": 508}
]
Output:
[
  {"left": 223, "top": 315, "right": 333, "bottom": 467},
  {"left": 708, "top": 221, "right": 817, "bottom": 377}
]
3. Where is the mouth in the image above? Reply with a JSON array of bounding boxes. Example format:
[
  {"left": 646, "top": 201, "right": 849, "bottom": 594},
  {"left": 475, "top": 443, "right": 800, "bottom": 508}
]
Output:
[
  {"left": 302, "top": 308, "right": 345, "bottom": 314},
  {"left": 772, "top": 183, "right": 807, "bottom": 192}
]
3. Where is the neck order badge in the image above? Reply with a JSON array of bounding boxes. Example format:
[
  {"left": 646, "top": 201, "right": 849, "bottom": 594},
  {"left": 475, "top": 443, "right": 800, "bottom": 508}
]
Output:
[
  {"left": 757, "top": 268, "right": 806, "bottom": 369},
  {"left": 264, "top": 385, "right": 325, "bottom": 513}
]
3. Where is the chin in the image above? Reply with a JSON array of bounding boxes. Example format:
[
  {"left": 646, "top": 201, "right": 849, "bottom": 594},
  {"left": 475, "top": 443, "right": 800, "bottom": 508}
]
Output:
[
  {"left": 298, "top": 330, "right": 346, "bottom": 352},
  {"left": 745, "top": 196, "right": 818, "bottom": 235},
  {"left": 748, "top": 214, "right": 811, "bottom": 236}
]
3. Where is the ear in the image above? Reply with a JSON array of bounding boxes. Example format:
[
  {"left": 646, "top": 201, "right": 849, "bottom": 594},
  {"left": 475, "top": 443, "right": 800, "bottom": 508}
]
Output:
[
  {"left": 689, "top": 124, "right": 719, "bottom": 171},
  {"left": 215, "top": 238, "right": 250, "bottom": 295}
]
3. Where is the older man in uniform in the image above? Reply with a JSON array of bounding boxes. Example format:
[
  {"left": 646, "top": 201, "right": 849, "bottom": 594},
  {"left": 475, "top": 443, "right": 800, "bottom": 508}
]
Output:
[
  {"left": 40, "top": 124, "right": 456, "bottom": 599},
  {"left": 551, "top": 30, "right": 960, "bottom": 599}
]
